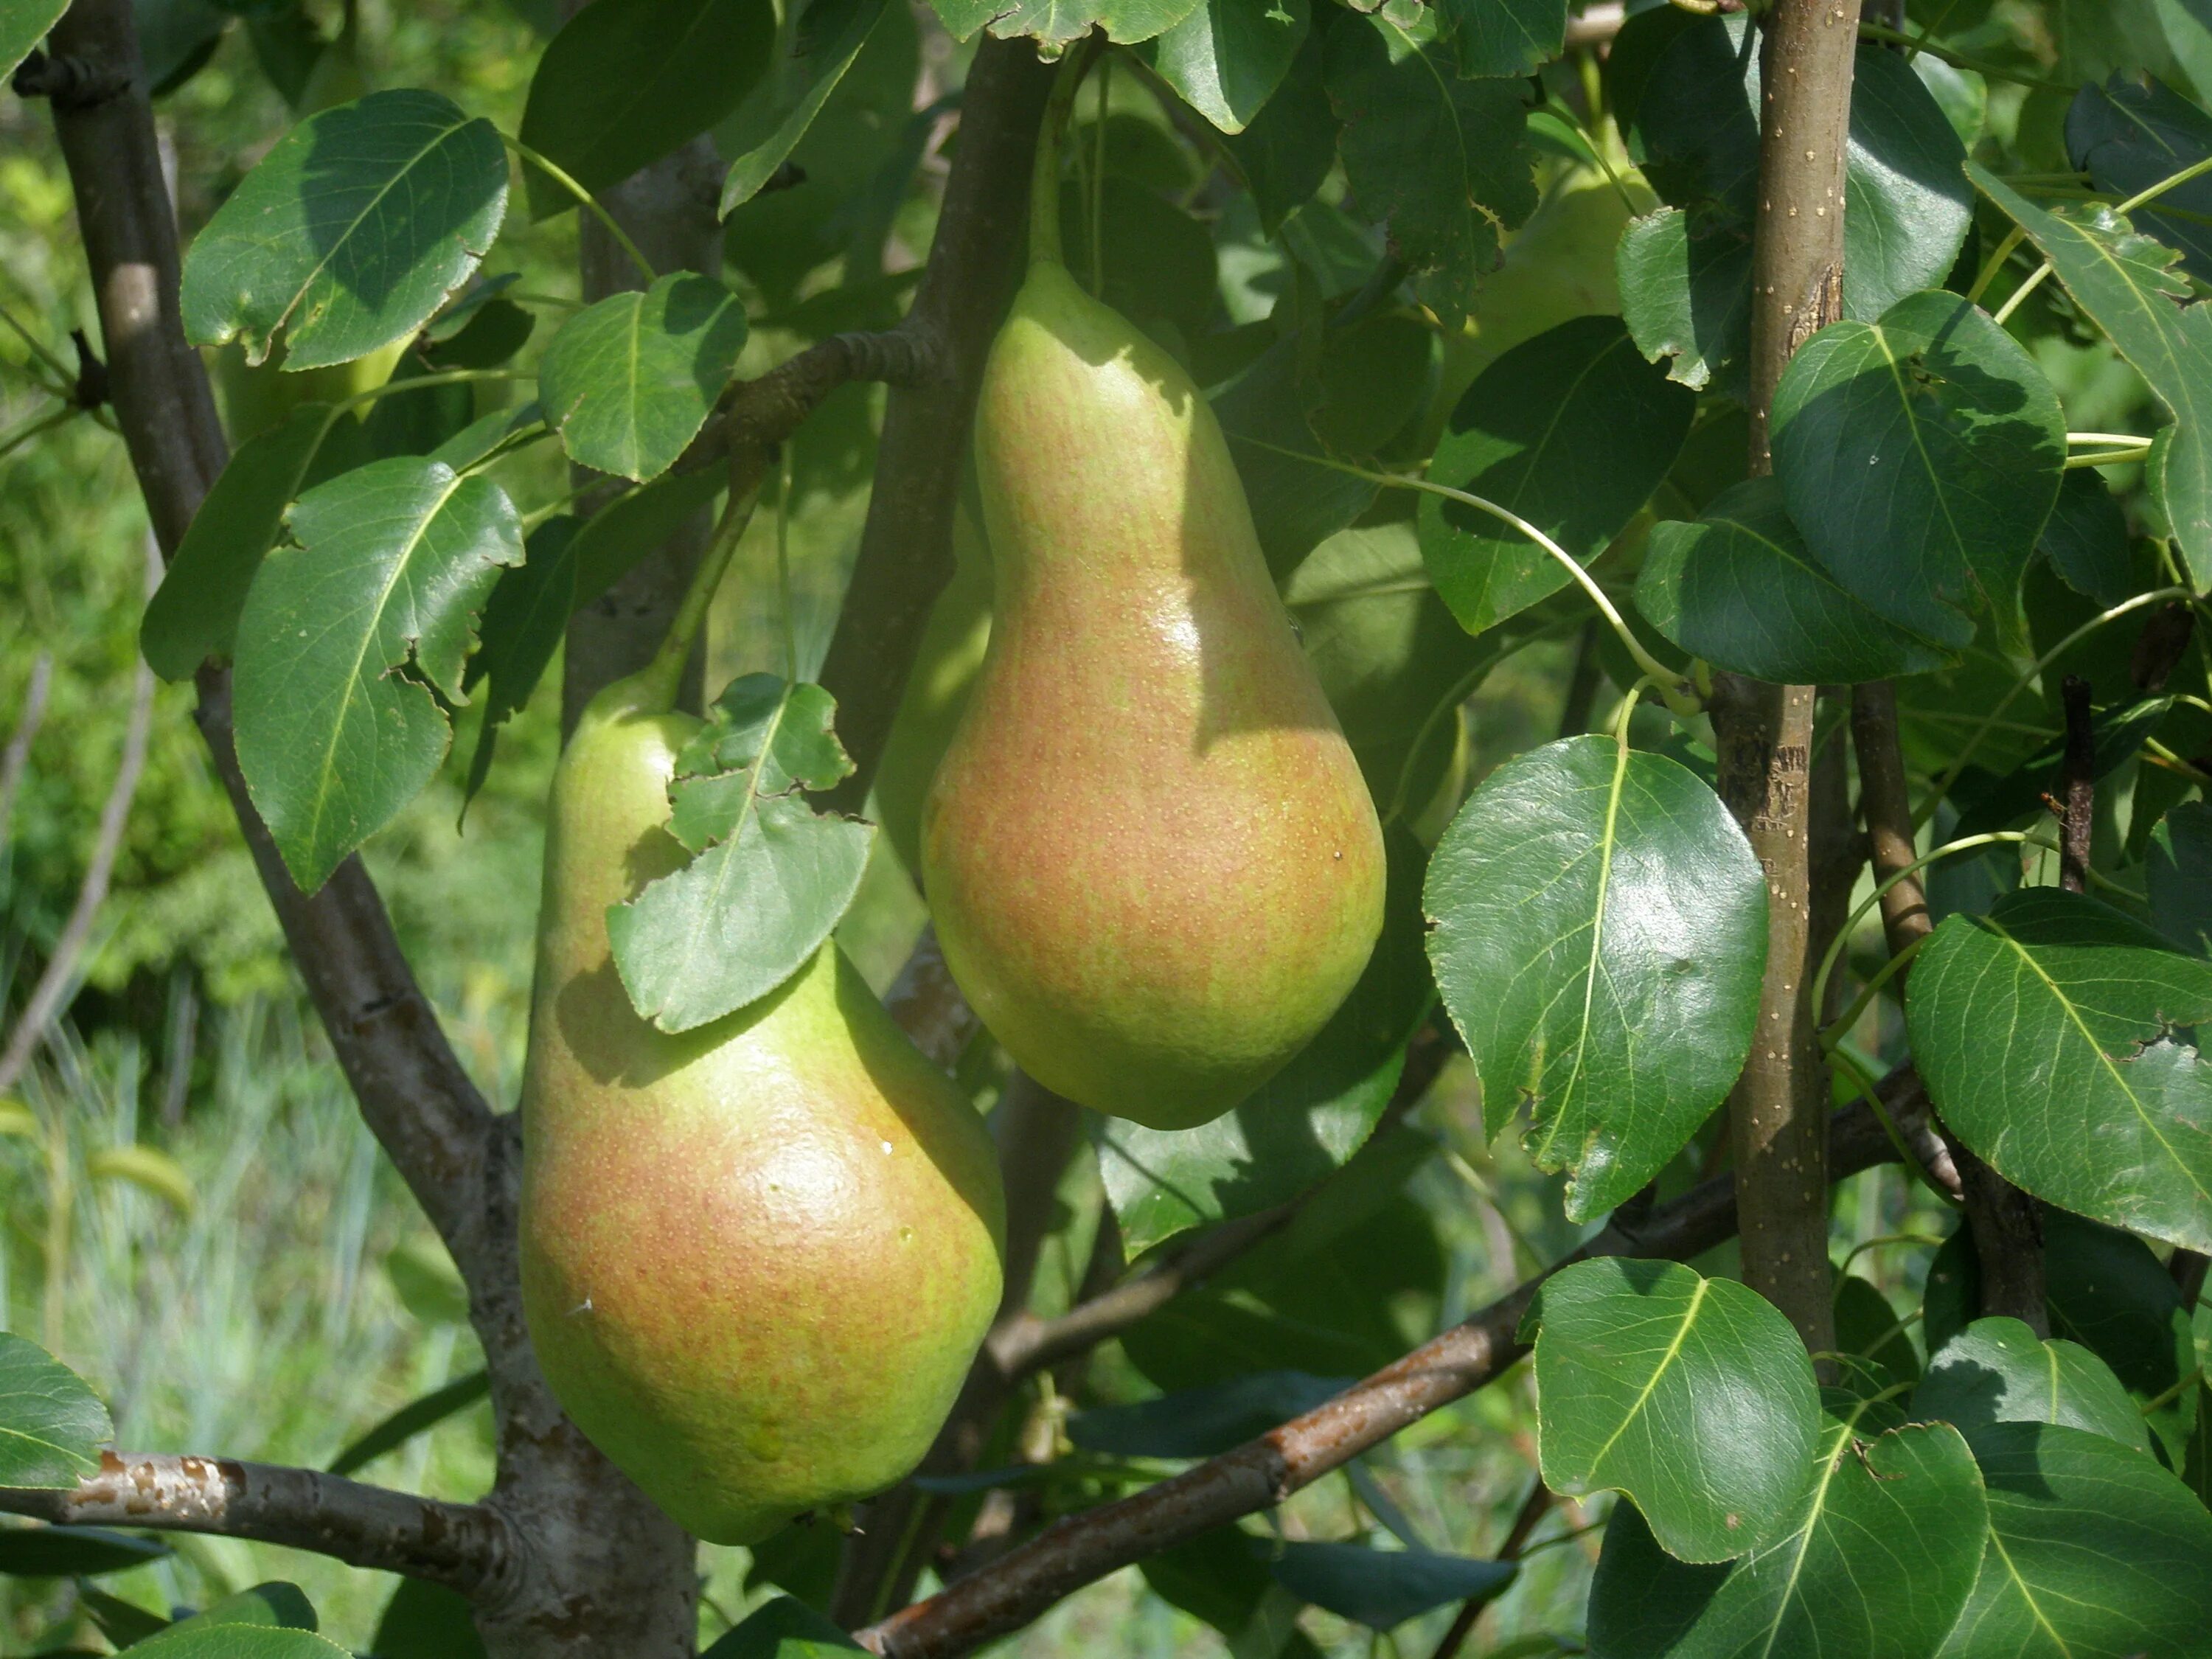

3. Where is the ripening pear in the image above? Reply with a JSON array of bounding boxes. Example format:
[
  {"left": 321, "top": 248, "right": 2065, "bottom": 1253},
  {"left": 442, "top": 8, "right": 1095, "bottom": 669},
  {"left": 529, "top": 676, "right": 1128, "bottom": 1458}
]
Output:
[
  {"left": 919, "top": 107, "right": 1387, "bottom": 1132},
  {"left": 519, "top": 670, "right": 1004, "bottom": 1545}
]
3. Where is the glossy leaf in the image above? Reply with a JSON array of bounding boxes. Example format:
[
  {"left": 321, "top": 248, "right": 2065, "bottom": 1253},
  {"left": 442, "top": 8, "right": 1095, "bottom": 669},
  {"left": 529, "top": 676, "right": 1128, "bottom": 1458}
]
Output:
[
  {"left": 538, "top": 272, "right": 748, "bottom": 482},
  {"left": 181, "top": 90, "right": 507, "bottom": 371},
  {"left": 1769, "top": 291, "right": 2065, "bottom": 647},
  {"left": 119, "top": 1582, "right": 324, "bottom": 1652},
  {"left": 519, "top": 0, "right": 773, "bottom": 218},
  {"left": 1425, "top": 736, "right": 1768, "bottom": 1220},
  {"left": 2067, "top": 73, "right": 2212, "bottom": 282},
  {"left": 609, "top": 675, "right": 872, "bottom": 1032},
  {"left": 1635, "top": 477, "right": 1956, "bottom": 683},
  {"left": 143, "top": 401, "right": 342, "bottom": 681},
  {"left": 1326, "top": 11, "right": 1536, "bottom": 317},
  {"left": 720, "top": 0, "right": 890, "bottom": 213},
  {"left": 1, "top": 0, "right": 68, "bottom": 80},
  {"left": 1220, "top": 27, "right": 1336, "bottom": 234},
  {"left": 1587, "top": 1397, "right": 1987, "bottom": 1658},
  {"left": 1907, "top": 887, "right": 2212, "bottom": 1253},
  {"left": 1615, "top": 205, "right": 1753, "bottom": 394},
  {"left": 0, "top": 1333, "right": 110, "bottom": 1488},
  {"left": 232, "top": 457, "right": 523, "bottom": 892},
  {"left": 0, "top": 1526, "right": 167, "bottom": 1578},
  {"left": 1098, "top": 825, "right": 1430, "bottom": 1256},
  {"left": 1935, "top": 1422, "right": 2212, "bottom": 1658},
  {"left": 2039, "top": 467, "right": 2135, "bottom": 605},
  {"left": 1432, "top": 0, "right": 1565, "bottom": 80},
  {"left": 1419, "top": 316, "right": 1694, "bottom": 638},
  {"left": 462, "top": 517, "right": 578, "bottom": 805},
  {"left": 1265, "top": 1542, "right": 1516, "bottom": 1630},
  {"left": 2149, "top": 802, "right": 2212, "bottom": 956},
  {"left": 1142, "top": 0, "right": 1307, "bottom": 134},
  {"left": 927, "top": 0, "right": 1198, "bottom": 46},
  {"left": 1913, "top": 1318, "right": 2150, "bottom": 1453},
  {"left": 702, "top": 1594, "right": 864, "bottom": 1657},
  {"left": 1531, "top": 1257, "right": 1820, "bottom": 1562},
  {"left": 1972, "top": 164, "right": 2212, "bottom": 591},
  {"left": 1068, "top": 1371, "right": 1349, "bottom": 1460}
]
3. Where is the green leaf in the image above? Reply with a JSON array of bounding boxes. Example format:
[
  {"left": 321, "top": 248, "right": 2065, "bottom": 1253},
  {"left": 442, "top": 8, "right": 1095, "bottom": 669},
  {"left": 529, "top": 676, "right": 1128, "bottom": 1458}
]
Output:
[
  {"left": 1068, "top": 1371, "right": 1349, "bottom": 1459},
  {"left": 0, "top": 1526, "right": 168, "bottom": 1578},
  {"left": 83, "top": 1582, "right": 170, "bottom": 1649},
  {"left": 1264, "top": 1542, "right": 1516, "bottom": 1631},
  {"left": 1587, "top": 1397, "right": 1987, "bottom": 1658},
  {"left": 1914, "top": 1317, "right": 2152, "bottom": 1454},
  {"left": 1419, "top": 315, "right": 1694, "bottom": 637},
  {"left": 718, "top": 0, "right": 889, "bottom": 214},
  {"left": 538, "top": 272, "right": 748, "bottom": 482},
  {"left": 1769, "top": 291, "right": 2066, "bottom": 647},
  {"left": 1907, "top": 887, "right": 2212, "bottom": 1253},
  {"left": 1059, "top": 178, "right": 1220, "bottom": 346},
  {"left": 569, "top": 465, "right": 726, "bottom": 609},
  {"left": 462, "top": 517, "right": 578, "bottom": 806},
  {"left": 232, "top": 456, "right": 523, "bottom": 892},
  {"left": 1142, "top": 0, "right": 1307, "bottom": 134},
  {"left": 1531, "top": 1258, "right": 1821, "bottom": 1562},
  {"left": 1220, "top": 27, "right": 1336, "bottom": 234},
  {"left": 181, "top": 90, "right": 507, "bottom": 371},
  {"left": 0, "top": 1333, "right": 110, "bottom": 1489},
  {"left": 2149, "top": 801, "right": 2212, "bottom": 956},
  {"left": 1431, "top": 0, "right": 1565, "bottom": 80},
  {"left": 369, "top": 1579, "right": 484, "bottom": 1659},
  {"left": 1141, "top": 1527, "right": 1312, "bottom": 1652},
  {"left": 1325, "top": 12, "right": 1537, "bottom": 319},
  {"left": 421, "top": 298, "right": 534, "bottom": 372},
  {"left": 927, "top": 0, "right": 1198, "bottom": 46},
  {"left": 1615, "top": 205, "right": 1753, "bottom": 394},
  {"left": 1217, "top": 333, "right": 1378, "bottom": 574},
  {"left": 1832, "top": 1274, "right": 1920, "bottom": 1392},
  {"left": 1951, "top": 695, "right": 2175, "bottom": 838},
  {"left": 1936, "top": 1422, "right": 2212, "bottom": 1658},
  {"left": 519, "top": 0, "right": 774, "bottom": 219},
  {"left": 1972, "top": 163, "right": 2212, "bottom": 591},
  {"left": 142, "top": 401, "right": 343, "bottom": 681},
  {"left": 701, "top": 1595, "right": 864, "bottom": 1657},
  {"left": 1, "top": 0, "right": 69, "bottom": 80},
  {"left": 1424, "top": 736, "right": 1768, "bottom": 1220},
  {"left": 1634, "top": 477, "right": 1957, "bottom": 683},
  {"left": 2067, "top": 72, "right": 2212, "bottom": 283},
  {"left": 363, "top": 348, "right": 478, "bottom": 462},
  {"left": 608, "top": 675, "right": 873, "bottom": 1032},
  {"left": 329, "top": 1369, "right": 491, "bottom": 1478},
  {"left": 429, "top": 402, "right": 547, "bottom": 474},
  {"left": 2039, "top": 467, "right": 2135, "bottom": 605},
  {"left": 124, "top": 1582, "right": 325, "bottom": 1652},
  {"left": 1096, "top": 824, "right": 1432, "bottom": 1256}
]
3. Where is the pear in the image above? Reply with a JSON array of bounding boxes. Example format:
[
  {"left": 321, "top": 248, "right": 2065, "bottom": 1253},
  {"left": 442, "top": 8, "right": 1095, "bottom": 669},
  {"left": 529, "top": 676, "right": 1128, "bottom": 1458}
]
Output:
[
  {"left": 919, "top": 103, "right": 1386, "bottom": 1132},
  {"left": 519, "top": 674, "right": 1005, "bottom": 1545}
]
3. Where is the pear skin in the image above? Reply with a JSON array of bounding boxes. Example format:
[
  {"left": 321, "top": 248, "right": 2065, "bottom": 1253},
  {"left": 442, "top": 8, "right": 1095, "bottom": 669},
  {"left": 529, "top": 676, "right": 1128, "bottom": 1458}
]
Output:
[
  {"left": 920, "top": 263, "right": 1387, "bottom": 1130},
  {"left": 519, "top": 680, "right": 1005, "bottom": 1545}
]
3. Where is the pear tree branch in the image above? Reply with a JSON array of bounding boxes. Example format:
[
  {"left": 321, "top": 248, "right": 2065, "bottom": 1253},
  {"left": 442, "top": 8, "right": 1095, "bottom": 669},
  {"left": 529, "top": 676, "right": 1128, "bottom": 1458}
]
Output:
[
  {"left": 0, "top": 1453, "right": 512, "bottom": 1595},
  {"left": 857, "top": 1066, "right": 1934, "bottom": 1658}
]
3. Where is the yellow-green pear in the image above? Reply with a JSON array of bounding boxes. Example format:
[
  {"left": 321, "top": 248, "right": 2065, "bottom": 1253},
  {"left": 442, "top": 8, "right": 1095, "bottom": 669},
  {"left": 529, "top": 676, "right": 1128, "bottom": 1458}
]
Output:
[
  {"left": 519, "top": 671, "right": 1004, "bottom": 1545},
  {"left": 919, "top": 96, "right": 1386, "bottom": 1131}
]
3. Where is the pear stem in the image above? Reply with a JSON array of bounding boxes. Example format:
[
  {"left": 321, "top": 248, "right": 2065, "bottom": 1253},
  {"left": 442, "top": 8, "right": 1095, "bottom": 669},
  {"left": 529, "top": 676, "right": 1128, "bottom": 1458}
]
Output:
[
  {"left": 1028, "top": 38, "right": 1099, "bottom": 271},
  {"left": 636, "top": 467, "right": 761, "bottom": 714}
]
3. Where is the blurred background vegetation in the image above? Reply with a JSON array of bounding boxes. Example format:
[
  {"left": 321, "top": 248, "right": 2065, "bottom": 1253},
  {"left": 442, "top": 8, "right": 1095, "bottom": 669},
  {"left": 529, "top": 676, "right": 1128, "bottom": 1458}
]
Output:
[{"left": 0, "top": 0, "right": 2112, "bottom": 1651}]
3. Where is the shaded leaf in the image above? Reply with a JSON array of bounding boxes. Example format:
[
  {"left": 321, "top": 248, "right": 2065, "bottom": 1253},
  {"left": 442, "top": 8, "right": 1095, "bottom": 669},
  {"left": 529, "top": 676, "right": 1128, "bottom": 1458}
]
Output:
[
  {"left": 1220, "top": 27, "right": 1337, "bottom": 234},
  {"left": 1769, "top": 290, "right": 2065, "bottom": 647},
  {"left": 1635, "top": 477, "right": 1955, "bottom": 683},
  {"left": 1068, "top": 1371, "right": 1349, "bottom": 1459},
  {"left": 1950, "top": 695, "right": 2174, "bottom": 838},
  {"left": 702, "top": 1594, "right": 863, "bottom": 1657},
  {"left": 1531, "top": 1257, "right": 1820, "bottom": 1562},
  {"left": 0, "top": 1334, "right": 110, "bottom": 1489},
  {"left": 570, "top": 465, "right": 726, "bottom": 609},
  {"left": 1588, "top": 1397, "right": 1986, "bottom": 1658},
  {"left": 1432, "top": 0, "right": 1564, "bottom": 80},
  {"left": 2149, "top": 801, "right": 2212, "bottom": 956},
  {"left": 1425, "top": 736, "right": 1767, "bottom": 1220},
  {"left": 181, "top": 90, "right": 507, "bottom": 371},
  {"left": 462, "top": 516, "right": 579, "bottom": 806},
  {"left": 1915, "top": 1317, "right": 2150, "bottom": 1453},
  {"left": 720, "top": 0, "right": 890, "bottom": 214},
  {"left": 538, "top": 272, "right": 748, "bottom": 482},
  {"left": 1907, "top": 887, "right": 2212, "bottom": 1253},
  {"left": 928, "top": 0, "right": 1198, "bottom": 46},
  {"left": 1936, "top": 1422, "right": 2212, "bottom": 1657},
  {"left": 0, "top": 1526, "right": 168, "bottom": 1578},
  {"left": 1419, "top": 315, "right": 1693, "bottom": 637},
  {"left": 2039, "top": 467, "right": 2136, "bottom": 605},
  {"left": 233, "top": 457, "right": 523, "bottom": 891},
  {"left": 1, "top": 0, "right": 69, "bottom": 81},
  {"left": 1615, "top": 204, "right": 1752, "bottom": 394},
  {"left": 2068, "top": 72, "right": 2212, "bottom": 283},
  {"left": 369, "top": 1579, "right": 484, "bottom": 1659},
  {"left": 329, "top": 1369, "right": 490, "bottom": 1478},
  {"left": 519, "top": 0, "right": 774, "bottom": 218},
  {"left": 1143, "top": 0, "right": 1308, "bottom": 134},
  {"left": 1265, "top": 1542, "right": 1515, "bottom": 1631}
]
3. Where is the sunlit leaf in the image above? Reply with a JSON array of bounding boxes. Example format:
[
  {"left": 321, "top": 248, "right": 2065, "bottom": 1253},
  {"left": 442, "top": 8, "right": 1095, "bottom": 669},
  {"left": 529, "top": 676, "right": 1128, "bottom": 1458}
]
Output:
[
  {"left": 0, "top": 1334, "right": 110, "bottom": 1489},
  {"left": 1913, "top": 1317, "right": 2151, "bottom": 1454},
  {"left": 538, "top": 272, "right": 748, "bottom": 482}
]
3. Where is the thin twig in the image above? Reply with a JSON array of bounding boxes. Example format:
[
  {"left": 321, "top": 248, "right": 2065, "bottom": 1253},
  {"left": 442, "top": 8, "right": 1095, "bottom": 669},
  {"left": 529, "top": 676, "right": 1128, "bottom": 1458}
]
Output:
[
  {"left": 2057, "top": 675, "right": 2095, "bottom": 894},
  {"left": 0, "top": 653, "right": 55, "bottom": 863},
  {"left": 1427, "top": 1481, "right": 1554, "bottom": 1659}
]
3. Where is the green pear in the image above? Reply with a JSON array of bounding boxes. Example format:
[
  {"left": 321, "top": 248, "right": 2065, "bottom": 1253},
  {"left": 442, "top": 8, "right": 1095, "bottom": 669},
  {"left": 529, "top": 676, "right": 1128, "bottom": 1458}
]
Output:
[
  {"left": 919, "top": 108, "right": 1386, "bottom": 1131},
  {"left": 519, "top": 674, "right": 1005, "bottom": 1545}
]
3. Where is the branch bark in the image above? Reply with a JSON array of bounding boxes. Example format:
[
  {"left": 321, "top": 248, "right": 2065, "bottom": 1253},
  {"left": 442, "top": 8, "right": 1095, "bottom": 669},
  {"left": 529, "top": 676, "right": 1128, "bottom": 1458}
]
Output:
[
  {"left": 818, "top": 35, "right": 1055, "bottom": 811},
  {"left": 857, "top": 1068, "right": 1931, "bottom": 1659},
  {"left": 1712, "top": 0, "right": 1866, "bottom": 1360},
  {"left": 0, "top": 1452, "right": 511, "bottom": 1596},
  {"left": 2057, "top": 674, "right": 2095, "bottom": 895}
]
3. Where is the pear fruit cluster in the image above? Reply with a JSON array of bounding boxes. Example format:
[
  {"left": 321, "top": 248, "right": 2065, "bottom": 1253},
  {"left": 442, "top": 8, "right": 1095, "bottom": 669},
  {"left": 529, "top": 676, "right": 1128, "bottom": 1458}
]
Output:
[
  {"left": 518, "top": 672, "right": 1004, "bottom": 1545},
  {"left": 920, "top": 119, "right": 1386, "bottom": 1130}
]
